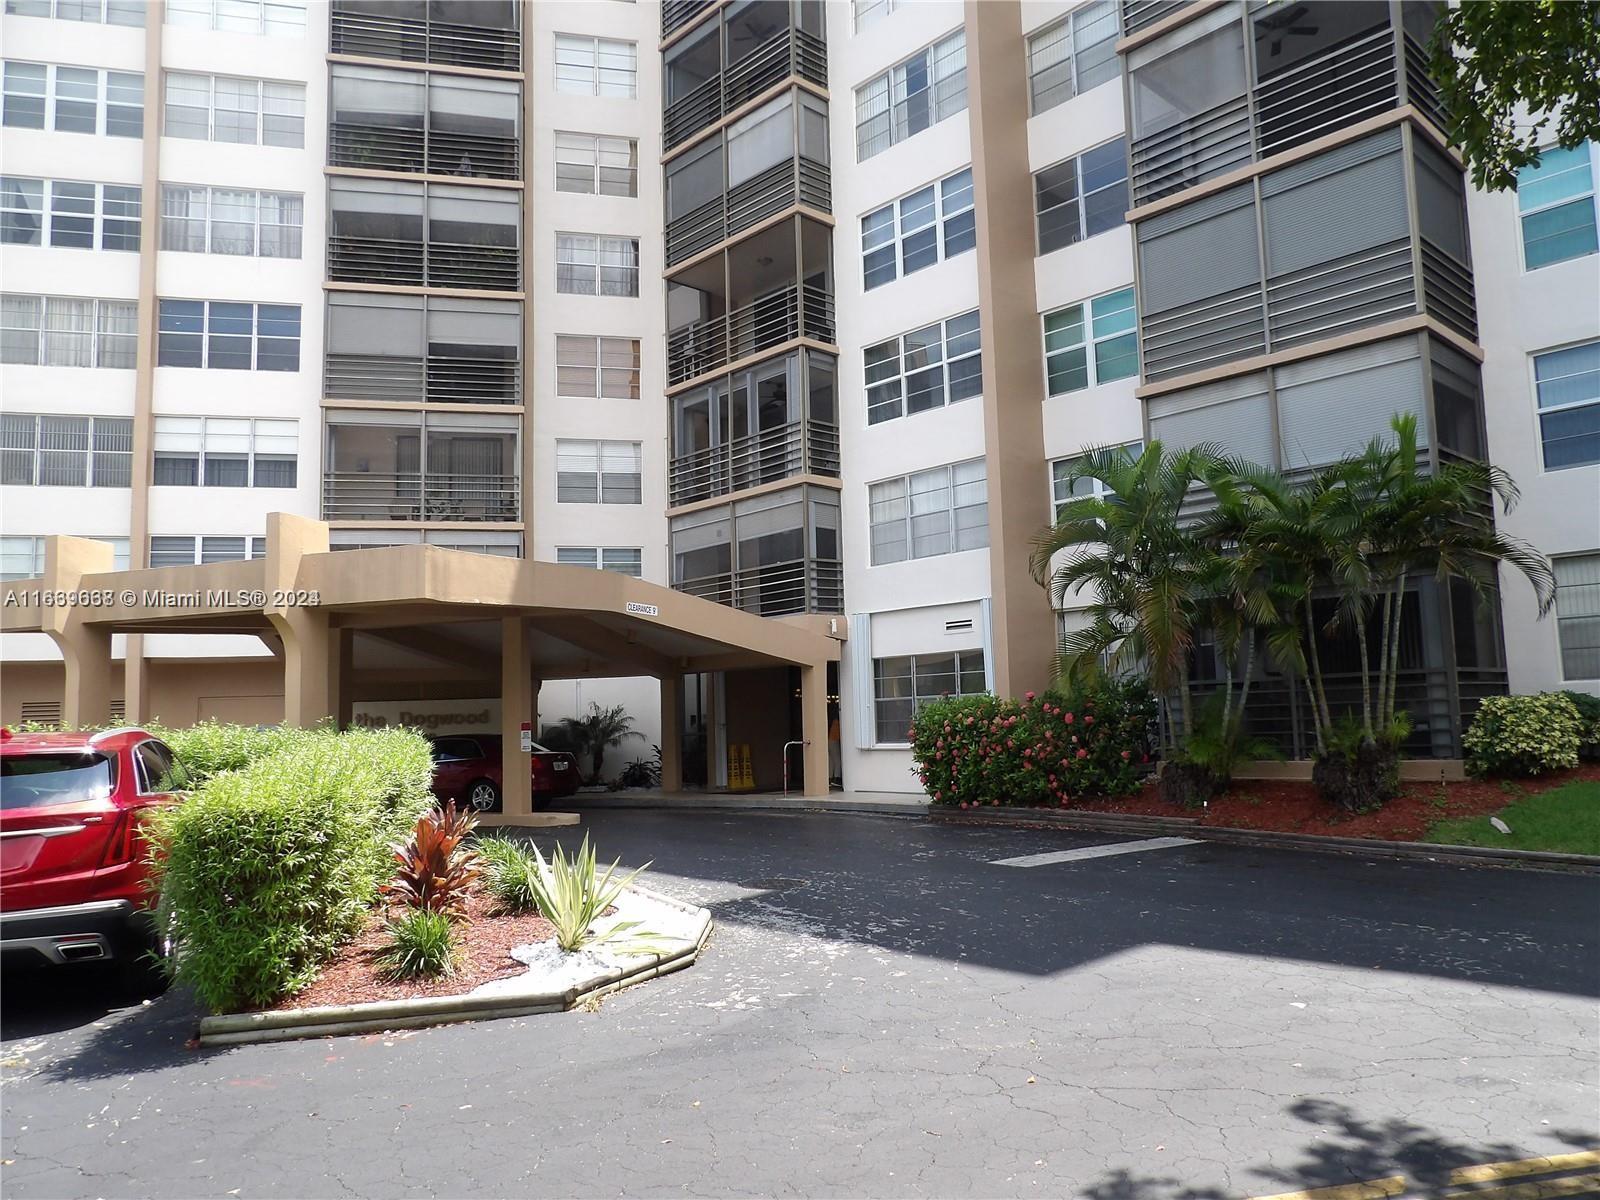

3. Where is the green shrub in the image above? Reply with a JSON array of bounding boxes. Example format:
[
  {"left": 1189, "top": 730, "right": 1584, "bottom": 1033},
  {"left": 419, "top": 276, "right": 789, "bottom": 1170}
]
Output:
[
  {"left": 517, "top": 835, "right": 651, "bottom": 953},
  {"left": 1463, "top": 693, "right": 1582, "bottom": 778},
  {"left": 1559, "top": 691, "right": 1600, "bottom": 761},
  {"left": 148, "top": 726, "right": 434, "bottom": 1012},
  {"left": 377, "top": 909, "right": 457, "bottom": 982},
  {"left": 912, "top": 679, "right": 1155, "bottom": 808},
  {"left": 478, "top": 835, "right": 541, "bottom": 914},
  {"left": 150, "top": 721, "right": 311, "bottom": 785}
]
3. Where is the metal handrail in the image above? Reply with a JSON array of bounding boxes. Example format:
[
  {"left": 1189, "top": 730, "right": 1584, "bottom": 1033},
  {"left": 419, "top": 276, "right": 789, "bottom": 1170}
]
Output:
[
  {"left": 328, "top": 234, "right": 519, "bottom": 291},
  {"left": 668, "top": 418, "right": 840, "bottom": 506},
  {"left": 667, "top": 283, "right": 836, "bottom": 387},
  {"left": 329, "top": 121, "right": 519, "bottom": 181},
  {"left": 330, "top": 6, "right": 519, "bottom": 70},
  {"left": 673, "top": 557, "right": 843, "bottom": 616},
  {"left": 663, "top": 26, "right": 828, "bottom": 151},
  {"left": 322, "top": 470, "right": 518, "bottom": 522}
]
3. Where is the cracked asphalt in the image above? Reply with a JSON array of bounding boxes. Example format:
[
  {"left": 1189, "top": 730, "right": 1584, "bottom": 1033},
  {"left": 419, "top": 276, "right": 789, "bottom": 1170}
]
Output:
[{"left": 3, "top": 810, "right": 1597, "bottom": 1199}]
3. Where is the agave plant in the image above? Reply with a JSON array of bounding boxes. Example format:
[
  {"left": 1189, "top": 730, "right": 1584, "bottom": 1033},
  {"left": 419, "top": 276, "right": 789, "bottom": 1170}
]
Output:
[
  {"left": 522, "top": 835, "right": 652, "bottom": 954},
  {"left": 382, "top": 802, "right": 481, "bottom": 917}
]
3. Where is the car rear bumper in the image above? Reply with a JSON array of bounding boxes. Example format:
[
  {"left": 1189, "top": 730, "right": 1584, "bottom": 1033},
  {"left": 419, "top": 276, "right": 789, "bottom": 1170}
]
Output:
[{"left": 0, "top": 899, "right": 146, "bottom": 966}]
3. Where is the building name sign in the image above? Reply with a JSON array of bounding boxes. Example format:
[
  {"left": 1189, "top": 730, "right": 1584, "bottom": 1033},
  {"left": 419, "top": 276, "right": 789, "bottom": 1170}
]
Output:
[
  {"left": 351, "top": 699, "right": 501, "bottom": 734},
  {"left": 625, "top": 601, "right": 660, "bottom": 617}
]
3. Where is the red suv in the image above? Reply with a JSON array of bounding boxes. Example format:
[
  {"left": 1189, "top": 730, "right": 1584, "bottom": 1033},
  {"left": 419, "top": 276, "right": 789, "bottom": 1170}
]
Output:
[
  {"left": 429, "top": 735, "right": 581, "bottom": 813},
  {"left": 0, "top": 728, "right": 186, "bottom": 977}
]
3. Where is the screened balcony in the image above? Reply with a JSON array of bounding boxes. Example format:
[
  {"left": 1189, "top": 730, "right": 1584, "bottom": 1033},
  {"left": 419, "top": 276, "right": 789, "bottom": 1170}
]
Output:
[
  {"left": 667, "top": 216, "right": 834, "bottom": 388},
  {"left": 670, "top": 483, "right": 843, "bottom": 616},
  {"left": 664, "top": 1, "right": 826, "bottom": 150},
  {"left": 330, "top": 0, "right": 520, "bottom": 71},
  {"left": 666, "top": 89, "right": 830, "bottom": 266},
  {"left": 329, "top": 64, "right": 520, "bottom": 181},
  {"left": 328, "top": 178, "right": 520, "bottom": 292},
  {"left": 1120, "top": 0, "right": 1186, "bottom": 35},
  {"left": 324, "top": 292, "right": 521, "bottom": 405},
  {"left": 663, "top": 0, "right": 716, "bottom": 40},
  {"left": 1127, "top": 1, "right": 1444, "bottom": 205},
  {"left": 670, "top": 349, "right": 838, "bottom": 506},
  {"left": 322, "top": 412, "right": 519, "bottom": 522}
]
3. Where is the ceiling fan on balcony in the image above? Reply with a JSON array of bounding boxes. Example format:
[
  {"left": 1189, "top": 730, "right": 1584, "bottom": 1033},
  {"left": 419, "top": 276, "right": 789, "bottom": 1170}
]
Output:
[{"left": 1255, "top": 4, "right": 1320, "bottom": 58}]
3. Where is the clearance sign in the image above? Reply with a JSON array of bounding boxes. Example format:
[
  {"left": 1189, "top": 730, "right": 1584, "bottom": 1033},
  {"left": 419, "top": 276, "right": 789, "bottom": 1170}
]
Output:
[{"left": 350, "top": 699, "right": 502, "bottom": 734}]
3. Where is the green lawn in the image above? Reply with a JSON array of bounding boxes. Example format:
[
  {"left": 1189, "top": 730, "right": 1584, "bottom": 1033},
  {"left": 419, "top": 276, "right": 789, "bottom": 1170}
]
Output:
[{"left": 1426, "top": 780, "right": 1600, "bottom": 856}]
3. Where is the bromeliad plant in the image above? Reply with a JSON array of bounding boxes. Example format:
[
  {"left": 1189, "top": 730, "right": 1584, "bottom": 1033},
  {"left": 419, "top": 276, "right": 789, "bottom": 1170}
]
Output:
[{"left": 382, "top": 801, "right": 482, "bottom": 917}]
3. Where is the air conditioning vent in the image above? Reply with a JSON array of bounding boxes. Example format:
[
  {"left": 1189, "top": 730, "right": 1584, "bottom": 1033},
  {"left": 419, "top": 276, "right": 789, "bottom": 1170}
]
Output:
[
  {"left": 20, "top": 700, "right": 62, "bottom": 724},
  {"left": 944, "top": 619, "right": 974, "bottom": 634},
  {"left": 109, "top": 700, "right": 126, "bottom": 722}
]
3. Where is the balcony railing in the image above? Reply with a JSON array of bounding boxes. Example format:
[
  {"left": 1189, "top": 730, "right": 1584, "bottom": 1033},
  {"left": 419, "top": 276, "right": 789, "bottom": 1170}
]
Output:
[
  {"left": 328, "top": 235, "right": 519, "bottom": 291},
  {"left": 664, "top": 27, "right": 827, "bottom": 151},
  {"left": 669, "top": 419, "right": 840, "bottom": 507},
  {"left": 324, "top": 353, "right": 520, "bottom": 404},
  {"left": 674, "top": 557, "right": 843, "bottom": 617},
  {"left": 1419, "top": 238, "right": 1478, "bottom": 342},
  {"left": 668, "top": 283, "right": 835, "bottom": 387},
  {"left": 1140, "top": 284, "right": 1267, "bottom": 382},
  {"left": 1120, "top": 0, "right": 1186, "bottom": 36},
  {"left": 1263, "top": 238, "right": 1417, "bottom": 350},
  {"left": 662, "top": 0, "right": 716, "bottom": 40},
  {"left": 666, "top": 156, "right": 831, "bottom": 266},
  {"left": 1130, "top": 24, "right": 1445, "bottom": 205},
  {"left": 330, "top": 6, "right": 520, "bottom": 71},
  {"left": 322, "top": 471, "right": 519, "bottom": 522},
  {"left": 329, "top": 121, "right": 519, "bottom": 181}
]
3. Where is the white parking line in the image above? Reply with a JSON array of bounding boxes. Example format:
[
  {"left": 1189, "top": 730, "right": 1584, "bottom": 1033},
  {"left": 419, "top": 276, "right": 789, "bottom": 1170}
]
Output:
[{"left": 989, "top": 836, "right": 1202, "bottom": 867}]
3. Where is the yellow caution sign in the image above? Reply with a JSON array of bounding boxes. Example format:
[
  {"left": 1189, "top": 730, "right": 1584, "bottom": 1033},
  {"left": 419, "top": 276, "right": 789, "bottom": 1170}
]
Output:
[{"left": 727, "top": 743, "right": 755, "bottom": 792}]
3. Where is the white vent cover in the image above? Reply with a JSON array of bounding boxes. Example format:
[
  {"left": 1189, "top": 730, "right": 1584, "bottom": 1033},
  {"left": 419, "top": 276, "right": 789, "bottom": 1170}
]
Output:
[{"left": 945, "top": 618, "right": 975, "bottom": 633}]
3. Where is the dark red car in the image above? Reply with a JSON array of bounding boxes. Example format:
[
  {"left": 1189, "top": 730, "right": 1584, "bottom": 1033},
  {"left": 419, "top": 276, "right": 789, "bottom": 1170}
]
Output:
[
  {"left": 428, "top": 734, "right": 581, "bottom": 813},
  {"left": 0, "top": 728, "right": 186, "bottom": 978}
]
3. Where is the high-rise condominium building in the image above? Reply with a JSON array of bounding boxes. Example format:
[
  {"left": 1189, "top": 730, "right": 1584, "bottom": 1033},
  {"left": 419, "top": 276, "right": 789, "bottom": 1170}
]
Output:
[{"left": 3, "top": 0, "right": 1596, "bottom": 790}]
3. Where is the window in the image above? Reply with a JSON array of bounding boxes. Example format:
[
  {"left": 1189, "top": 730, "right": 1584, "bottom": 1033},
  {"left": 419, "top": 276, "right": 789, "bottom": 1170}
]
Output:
[
  {"left": 873, "top": 650, "right": 986, "bottom": 743},
  {"left": 1044, "top": 287, "right": 1137, "bottom": 394},
  {"left": 861, "top": 167, "right": 975, "bottom": 290},
  {"left": 325, "top": 292, "right": 523, "bottom": 404},
  {"left": 0, "top": 294, "right": 137, "bottom": 367},
  {"left": 1554, "top": 554, "right": 1600, "bottom": 680},
  {"left": 2, "top": 62, "right": 143, "bottom": 137},
  {"left": 163, "top": 73, "right": 305, "bottom": 147},
  {"left": 556, "top": 234, "right": 639, "bottom": 296},
  {"left": 554, "top": 132, "right": 638, "bottom": 197},
  {"left": 157, "top": 300, "right": 300, "bottom": 371},
  {"left": 1036, "top": 138, "right": 1129, "bottom": 254},
  {"left": 0, "top": 535, "right": 129, "bottom": 581},
  {"left": 868, "top": 459, "right": 988, "bottom": 565},
  {"left": 852, "top": 0, "right": 899, "bottom": 31},
  {"left": 160, "top": 186, "right": 303, "bottom": 258},
  {"left": 855, "top": 29, "right": 967, "bottom": 161},
  {"left": 0, "top": 414, "right": 133, "bottom": 486},
  {"left": 864, "top": 311, "right": 981, "bottom": 424},
  {"left": 1051, "top": 442, "right": 1143, "bottom": 517},
  {"left": 1517, "top": 142, "right": 1598, "bottom": 271},
  {"left": 165, "top": 0, "right": 305, "bottom": 35},
  {"left": 554, "top": 35, "right": 636, "bottom": 98},
  {"left": 1, "top": 177, "right": 140, "bottom": 250},
  {"left": 555, "top": 547, "right": 643, "bottom": 576},
  {"left": 555, "top": 440, "right": 642, "bottom": 504},
  {"left": 2, "top": 0, "right": 143, "bottom": 23},
  {"left": 1027, "top": 1, "right": 1120, "bottom": 114},
  {"left": 556, "top": 336, "right": 640, "bottom": 399},
  {"left": 148, "top": 536, "right": 266, "bottom": 568},
  {"left": 1534, "top": 341, "right": 1600, "bottom": 470},
  {"left": 152, "top": 416, "right": 297, "bottom": 487}
]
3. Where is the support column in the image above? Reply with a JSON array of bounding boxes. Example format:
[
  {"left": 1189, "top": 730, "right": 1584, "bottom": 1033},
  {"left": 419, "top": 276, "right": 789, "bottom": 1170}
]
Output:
[
  {"left": 41, "top": 536, "right": 116, "bottom": 728},
  {"left": 123, "top": 649, "right": 151, "bottom": 725},
  {"left": 659, "top": 673, "right": 682, "bottom": 793},
  {"left": 799, "top": 661, "right": 829, "bottom": 798},
  {"left": 265, "top": 514, "right": 333, "bottom": 728},
  {"left": 501, "top": 615, "right": 532, "bottom": 817},
  {"left": 334, "top": 626, "right": 353, "bottom": 730}
]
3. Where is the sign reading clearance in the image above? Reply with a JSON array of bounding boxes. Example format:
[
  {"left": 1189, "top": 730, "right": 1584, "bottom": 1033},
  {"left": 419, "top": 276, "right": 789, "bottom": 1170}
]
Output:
[{"left": 351, "top": 699, "right": 502, "bottom": 735}]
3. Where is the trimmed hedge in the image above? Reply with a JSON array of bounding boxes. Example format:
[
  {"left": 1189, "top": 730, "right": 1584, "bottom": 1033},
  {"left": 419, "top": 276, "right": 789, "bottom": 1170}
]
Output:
[
  {"left": 148, "top": 727, "right": 434, "bottom": 1012},
  {"left": 151, "top": 720, "right": 311, "bottom": 786},
  {"left": 1463, "top": 693, "right": 1582, "bottom": 778},
  {"left": 912, "top": 680, "right": 1155, "bottom": 808}
]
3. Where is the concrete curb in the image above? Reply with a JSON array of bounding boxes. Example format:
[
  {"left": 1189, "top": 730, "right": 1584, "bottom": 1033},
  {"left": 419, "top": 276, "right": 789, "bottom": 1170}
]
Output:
[
  {"left": 572, "top": 794, "right": 929, "bottom": 817},
  {"left": 195, "top": 888, "right": 713, "bottom": 1047},
  {"left": 930, "top": 806, "right": 1600, "bottom": 874}
]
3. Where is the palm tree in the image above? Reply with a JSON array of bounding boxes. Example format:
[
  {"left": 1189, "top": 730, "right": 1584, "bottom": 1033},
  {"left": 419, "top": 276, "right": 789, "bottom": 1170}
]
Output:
[
  {"left": 1029, "top": 441, "right": 1218, "bottom": 751},
  {"left": 557, "top": 702, "right": 643, "bottom": 784}
]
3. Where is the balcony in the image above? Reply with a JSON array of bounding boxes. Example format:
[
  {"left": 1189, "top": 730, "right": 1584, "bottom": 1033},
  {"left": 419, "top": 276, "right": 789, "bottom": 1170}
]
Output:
[
  {"left": 662, "top": 0, "right": 716, "bottom": 41},
  {"left": 323, "top": 353, "right": 520, "bottom": 404},
  {"left": 328, "top": 236, "right": 519, "bottom": 291},
  {"left": 1129, "top": 21, "right": 1444, "bottom": 206},
  {"left": 1120, "top": 0, "right": 1186, "bottom": 36},
  {"left": 669, "top": 284, "right": 833, "bottom": 387},
  {"left": 676, "top": 558, "right": 843, "bottom": 617},
  {"left": 669, "top": 418, "right": 839, "bottom": 507},
  {"left": 330, "top": 3, "right": 520, "bottom": 72},
  {"left": 328, "top": 121, "right": 519, "bottom": 181},
  {"left": 668, "top": 156, "right": 830, "bottom": 266},
  {"left": 322, "top": 471, "right": 519, "bottom": 522},
  {"left": 664, "top": 27, "right": 826, "bottom": 151}
]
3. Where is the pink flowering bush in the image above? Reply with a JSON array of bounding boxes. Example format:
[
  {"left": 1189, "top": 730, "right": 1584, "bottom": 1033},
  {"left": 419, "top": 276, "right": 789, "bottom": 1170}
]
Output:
[{"left": 911, "top": 680, "right": 1155, "bottom": 807}]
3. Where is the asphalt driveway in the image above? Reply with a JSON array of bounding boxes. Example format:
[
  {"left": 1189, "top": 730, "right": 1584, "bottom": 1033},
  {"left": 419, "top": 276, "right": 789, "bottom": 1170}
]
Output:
[{"left": 3, "top": 809, "right": 1596, "bottom": 1199}]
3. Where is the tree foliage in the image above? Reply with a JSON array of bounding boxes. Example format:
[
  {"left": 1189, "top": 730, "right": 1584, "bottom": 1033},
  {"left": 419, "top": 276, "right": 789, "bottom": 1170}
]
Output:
[{"left": 1430, "top": 1, "right": 1600, "bottom": 191}]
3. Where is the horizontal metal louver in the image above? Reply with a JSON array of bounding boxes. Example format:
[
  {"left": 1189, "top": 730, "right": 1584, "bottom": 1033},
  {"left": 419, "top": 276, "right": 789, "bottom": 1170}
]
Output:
[
  {"left": 1275, "top": 338, "right": 1427, "bottom": 470},
  {"left": 1262, "top": 147, "right": 1409, "bottom": 277}
]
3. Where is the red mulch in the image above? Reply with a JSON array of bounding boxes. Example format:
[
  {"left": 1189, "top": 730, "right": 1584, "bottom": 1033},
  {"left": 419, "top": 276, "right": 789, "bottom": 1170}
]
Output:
[
  {"left": 1072, "top": 763, "right": 1600, "bottom": 842},
  {"left": 269, "top": 889, "right": 555, "bottom": 1012}
]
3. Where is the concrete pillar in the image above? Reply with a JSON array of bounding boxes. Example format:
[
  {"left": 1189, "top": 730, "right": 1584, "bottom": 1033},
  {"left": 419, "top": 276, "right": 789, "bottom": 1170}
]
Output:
[
  {"left": 41, "top": 536, "right": 116, "bottom": 728},
  {"left": 799, "top": 662, "right": 829, "bottom": 798},
  {"left": 334, "top": 627, "right": 353, "bottom": 730},
  {"left": 659, "top": 673, "right": 682, "bottom": 793},
  {"left": 265, "top": 513, "right": 335, "bottom": 728},
  {"left": 123, "top": 636, "right": 150, "bottom": 724},
  {"left": 501, "top": 615, "right": 532, "bottom": 817}
]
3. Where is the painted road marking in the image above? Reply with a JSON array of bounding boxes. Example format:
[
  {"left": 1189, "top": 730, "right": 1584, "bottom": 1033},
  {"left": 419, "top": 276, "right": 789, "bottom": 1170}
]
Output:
[
  {"left": 988, "top": 836, "right": 1201, "bottom": 867},
  {"left": 1451, "top": 1173, "right": 1600, "bottom": 1200},
  {"left": 1252, "top": 1177, "right": 1407, "bottom": 1200},
  {"left": 1451, "top": 1152, "right": 1600, "bottom": 1185}
]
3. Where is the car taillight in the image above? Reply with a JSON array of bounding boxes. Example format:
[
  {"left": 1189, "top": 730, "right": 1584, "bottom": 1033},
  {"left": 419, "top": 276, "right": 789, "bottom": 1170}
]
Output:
[{"left": 100, "top": 805, "right": 150, "bottom": 868}]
